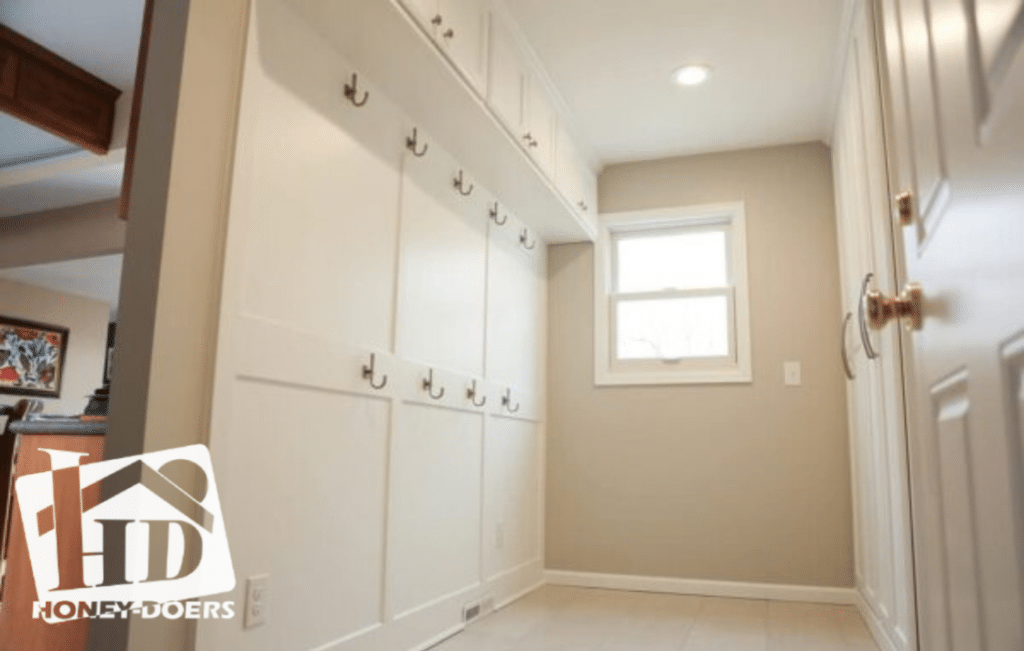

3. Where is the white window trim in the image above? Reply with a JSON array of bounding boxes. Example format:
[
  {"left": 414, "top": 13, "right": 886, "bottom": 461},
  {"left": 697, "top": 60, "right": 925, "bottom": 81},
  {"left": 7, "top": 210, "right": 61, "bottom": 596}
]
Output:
[{"left": 594, "top": 202, "right": 752, "bottom": 386}]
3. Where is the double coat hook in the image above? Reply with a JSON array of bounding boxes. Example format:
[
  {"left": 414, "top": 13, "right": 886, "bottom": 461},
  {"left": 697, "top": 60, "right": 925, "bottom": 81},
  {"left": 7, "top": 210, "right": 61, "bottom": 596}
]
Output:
[
  {"left": 406, "top": 128, "right": 428, "bottom": 157},
  {"left": 489, "top": 202, "right": 508, "bottom": 226},
  {"left": 501, "top": 387, "right": 520, "bottom": 413},
  {"left": 361, "top": 353, "right": 388, "bottom": 390},
  {"left": 520, "top": 229, "right": 536, "bottom": 250},
  {"left": 453, "top": 170, "right": 474, "bottom": 196},
  {"left": 423, "top": 369, "right": 445, "bottom": 400},
  {"left": 344, "top": 72, "right": 369, "bottom": 107},
  {"left": 467, "top": 379, "right": 487, "bottom": 407}
]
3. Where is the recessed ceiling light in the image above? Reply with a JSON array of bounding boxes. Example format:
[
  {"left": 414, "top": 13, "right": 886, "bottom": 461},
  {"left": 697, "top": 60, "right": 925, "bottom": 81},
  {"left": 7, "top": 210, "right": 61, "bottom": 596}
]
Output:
[{"left": 673, "top": 64, "right": 713, "bottom": 86}]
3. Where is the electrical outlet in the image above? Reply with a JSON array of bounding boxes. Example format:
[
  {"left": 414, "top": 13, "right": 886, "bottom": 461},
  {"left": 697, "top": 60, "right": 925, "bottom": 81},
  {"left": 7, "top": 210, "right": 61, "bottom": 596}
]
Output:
[
  {"left": 244, "top": 575, "right": 269, "bottom": 629},
  {"left": 495, "top": 521, "right": 505, "bottom": 549},
  {"left": 784, "top": 361, "right": 802, "bottom": 386}
]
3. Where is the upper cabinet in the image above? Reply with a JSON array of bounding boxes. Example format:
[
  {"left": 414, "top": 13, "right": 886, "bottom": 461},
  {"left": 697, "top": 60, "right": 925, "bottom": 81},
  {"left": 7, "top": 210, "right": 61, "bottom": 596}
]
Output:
[
  {"left": 524, "top": 73, "right": 556, "bottom": 178},
  {"left": 402, "top": 0, "right": 489, "bottom": 93}
]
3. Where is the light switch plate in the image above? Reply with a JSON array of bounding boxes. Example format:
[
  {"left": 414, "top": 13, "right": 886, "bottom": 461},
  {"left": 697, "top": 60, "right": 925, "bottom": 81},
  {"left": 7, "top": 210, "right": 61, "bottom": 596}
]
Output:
[
  {"left": 245, "top": 575, "right": 269, "bottom": 629},
  {"left": 784, "top": 361, "right": 802, "bottom": 386}
]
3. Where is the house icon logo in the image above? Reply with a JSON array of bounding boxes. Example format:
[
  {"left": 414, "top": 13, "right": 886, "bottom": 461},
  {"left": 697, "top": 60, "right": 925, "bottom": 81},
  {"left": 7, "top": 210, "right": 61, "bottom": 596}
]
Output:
[{"left": 14, "top": 444, "right": 235, "bottom": 622}]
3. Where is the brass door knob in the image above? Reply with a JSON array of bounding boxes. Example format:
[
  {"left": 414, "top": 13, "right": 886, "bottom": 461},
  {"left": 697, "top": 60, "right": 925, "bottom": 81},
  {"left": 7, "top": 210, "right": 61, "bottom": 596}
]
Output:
[
  {"left": 895, "top": 191, "right": 914, "bottom": 226},
  {"left": 866, "top": 283, "right": 923, "bottom": 331}
]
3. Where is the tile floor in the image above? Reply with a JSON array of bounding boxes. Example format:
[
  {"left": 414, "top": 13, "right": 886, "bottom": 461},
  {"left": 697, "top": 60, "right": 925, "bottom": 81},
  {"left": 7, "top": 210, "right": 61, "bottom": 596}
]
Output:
[{"left": 431, "top": 586, "right": 880, "bottom": 651}]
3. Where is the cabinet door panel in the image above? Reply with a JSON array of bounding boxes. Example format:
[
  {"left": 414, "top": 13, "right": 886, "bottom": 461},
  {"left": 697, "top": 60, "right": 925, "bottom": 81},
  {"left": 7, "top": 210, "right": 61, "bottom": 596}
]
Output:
[
  {"left": 396, "top": 141, "right": 488, "bottom": 376},
  {"left": 236, "top": 17, "right": 404, "bottom": 352},
  {"left": 483, "top": 418, "right": 542, "bottom": 579},
  {"left": 388, "top": 404, "right": 484, "bottom": 616},
  {"left": 438, "top": 0, "right": 488, "bottom": 93},
  {"left": 487, "top": 14, "right": 528, "bottom": 133},
  {"left": 526, "top": 78, "right": 556, "bottom": 177}
]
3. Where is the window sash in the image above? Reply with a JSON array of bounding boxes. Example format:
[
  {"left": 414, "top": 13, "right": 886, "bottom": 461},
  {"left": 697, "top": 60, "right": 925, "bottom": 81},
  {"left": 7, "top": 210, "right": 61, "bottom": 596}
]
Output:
[
  {"left": 610, "top": 287, "right": 737, "bottom": 365},
  {"left": 610, "top": 223, "right": 734, "bottom": 294}
]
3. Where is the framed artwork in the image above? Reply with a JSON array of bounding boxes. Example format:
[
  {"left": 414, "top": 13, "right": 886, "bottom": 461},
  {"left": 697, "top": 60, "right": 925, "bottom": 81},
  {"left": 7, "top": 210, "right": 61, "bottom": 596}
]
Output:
[{"left": 0, "top": 316, "right": 70, "bottom": 398}]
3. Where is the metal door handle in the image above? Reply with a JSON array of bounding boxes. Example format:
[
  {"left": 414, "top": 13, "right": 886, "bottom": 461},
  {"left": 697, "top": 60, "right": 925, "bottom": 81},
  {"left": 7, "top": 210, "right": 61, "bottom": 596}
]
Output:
[
  {"left": 840, "top": 312, "right": 855, "bottom": 380},
  {"left": 858, "top": 273, "right": 881, "bottom": 360}
]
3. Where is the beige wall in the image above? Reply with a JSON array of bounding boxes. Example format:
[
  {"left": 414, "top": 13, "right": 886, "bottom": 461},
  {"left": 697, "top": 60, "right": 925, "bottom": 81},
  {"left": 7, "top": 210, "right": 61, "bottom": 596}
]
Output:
[
  {"left": 0, "top": 278, "right": 109, "bottom": 416},
  {"left": 546, "top": 142, "right": 854, "bottom": 588},
  {"left": 0, "top": 200, "right": 126, "bottom": 269}
]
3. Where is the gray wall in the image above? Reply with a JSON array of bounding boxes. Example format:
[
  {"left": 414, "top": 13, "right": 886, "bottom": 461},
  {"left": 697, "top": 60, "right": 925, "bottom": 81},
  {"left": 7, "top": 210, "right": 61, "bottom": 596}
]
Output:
[{"left": 546, "top": 142, "right": 854, "bottom": 588}]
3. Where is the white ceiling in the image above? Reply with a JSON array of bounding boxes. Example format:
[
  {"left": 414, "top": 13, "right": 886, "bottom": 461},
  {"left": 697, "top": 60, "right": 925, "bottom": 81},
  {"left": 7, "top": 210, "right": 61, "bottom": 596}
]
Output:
[
  {"left": 0, "top": 254, "right": 124, "bottom": 318},
  {"left": 502, "top": 0, "right": 849, "bottom": 165},
  {"left": 0, "top": 0, "right": 143, "bottom": 218}
]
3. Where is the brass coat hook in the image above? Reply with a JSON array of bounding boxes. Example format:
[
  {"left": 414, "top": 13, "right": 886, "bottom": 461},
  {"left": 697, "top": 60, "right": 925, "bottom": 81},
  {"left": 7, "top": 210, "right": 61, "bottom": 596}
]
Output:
[
  {"left": 406, "top": 127, "right": 428, "bottom": 157},
  {"left": 489, "top": 202, "right": 508, "bottom": 226},
  {"left": 361, "top": 353, "right": 388, "bottom": 390},
  {"left": 454, "top": 170, "right": 474, "bottom": 196},
  {"left": 501, "top": 387, "right": 520, "bottom": 413},
  {"left": 520, "top": 229, "right": 536, "bottom": 250},
  {"left": 467, "top": 379, "right": 487, "bottom": 407},
  {"left": 344, "top": 72, "right": 369, "bottom": 107},
  {"left": 423, "top": 369, "right": 445, "bottom": 400}
]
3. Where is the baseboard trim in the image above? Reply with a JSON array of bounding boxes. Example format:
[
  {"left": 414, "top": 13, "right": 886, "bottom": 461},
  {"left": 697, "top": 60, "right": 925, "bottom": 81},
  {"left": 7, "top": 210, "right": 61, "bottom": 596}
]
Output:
[
  {"left": 855, "top": 589, "right": 902, "bottom": 651},
  {"left": 544, "top": 570, "right": 857, "bottom": 605}
]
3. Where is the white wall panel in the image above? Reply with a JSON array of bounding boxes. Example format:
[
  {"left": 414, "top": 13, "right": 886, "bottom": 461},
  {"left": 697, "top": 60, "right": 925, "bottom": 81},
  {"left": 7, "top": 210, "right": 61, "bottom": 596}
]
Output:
[{"left": 387, "top": 404, "right": 485, "bottom": 617}]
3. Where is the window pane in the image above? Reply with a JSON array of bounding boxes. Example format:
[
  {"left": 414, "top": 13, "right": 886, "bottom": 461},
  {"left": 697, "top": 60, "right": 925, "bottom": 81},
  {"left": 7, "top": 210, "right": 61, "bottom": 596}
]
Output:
[
  {"left": 616, "top": 296, "right": 730, "bottom": 360},
  {"left": 616, "top": 229, "right": 728, "bottom": 292}
]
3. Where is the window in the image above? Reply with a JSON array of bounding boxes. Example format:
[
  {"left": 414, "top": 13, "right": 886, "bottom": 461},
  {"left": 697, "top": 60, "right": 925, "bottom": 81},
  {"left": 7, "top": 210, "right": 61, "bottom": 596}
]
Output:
[{"left": 594, "top": 203, "right": 751, "bottom": 385}]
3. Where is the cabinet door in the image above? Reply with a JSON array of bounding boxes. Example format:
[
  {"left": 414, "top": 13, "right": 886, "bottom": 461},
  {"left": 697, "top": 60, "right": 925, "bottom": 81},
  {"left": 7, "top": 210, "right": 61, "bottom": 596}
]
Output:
[
  {"left": 525, "top": 76, "right": 556, "bottom": 177},
  {"left": 487, "top": 13, "right": 528, "bottom": 134},
  {"left": 486, "top": 209, "right": 545, "bottom": 395},
  {"left": 437, "top": 0, "right": 489, "bottom": 93},
  {"left": 396, "top": 138, "right": 488, "bottom": 376}
]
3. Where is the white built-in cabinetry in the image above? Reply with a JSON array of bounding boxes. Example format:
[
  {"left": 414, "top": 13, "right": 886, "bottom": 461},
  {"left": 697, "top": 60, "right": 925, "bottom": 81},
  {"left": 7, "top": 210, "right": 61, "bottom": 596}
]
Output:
[
  {"left": 831, "top": 3, "right": 915, "bottom": 651},
  {"left": 198, "top": 1, "right": 549, "bottom": 650}
]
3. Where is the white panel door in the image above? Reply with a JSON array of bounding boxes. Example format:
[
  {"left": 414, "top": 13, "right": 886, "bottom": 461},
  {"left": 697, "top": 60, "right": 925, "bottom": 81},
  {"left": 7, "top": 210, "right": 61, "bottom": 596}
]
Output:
[
  {"left": 879, "top": 0, "right": 1024, "bottom": 649},
  {"left": 396, "top": 137, "right": 488, "bottom": 376},
  {"left": 436, "top": 0, "right": 489, "bottom": 93},
  {"left": 485, "top": 208, "right": 545, "bottom": 396},
  {"left": 387, "top": 404, "right": 484, "bottom": 617},
  {"left": 487, "top": 13, "right": 528, "bottom": 136},
  {"left": 483, "top": 417, "right": 542, "bottom": 580},
  {"left": 525, "top": 76, "right": 556, "bottom": 177},
  {"left": 831, "top": 6, "right": 917, "bottom": 649},
  {"left": 234, "top": 0, "right": 404, "bottom": 353}
]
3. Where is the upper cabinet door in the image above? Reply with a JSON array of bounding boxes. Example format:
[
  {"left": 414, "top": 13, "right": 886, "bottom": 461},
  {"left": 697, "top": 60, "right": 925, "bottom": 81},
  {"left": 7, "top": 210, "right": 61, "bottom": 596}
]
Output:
[
  {"left": 487, "top": 13, "right": 528, "bottom": 134},
  {"left": 436, "top": 0, "right": 489, "bottom": 93},
  {"left": 554, "top": 125, "right": 598, "bottom": 225},
  {"left": 525, "top": 76, "right": 556, "bottom": 177}
]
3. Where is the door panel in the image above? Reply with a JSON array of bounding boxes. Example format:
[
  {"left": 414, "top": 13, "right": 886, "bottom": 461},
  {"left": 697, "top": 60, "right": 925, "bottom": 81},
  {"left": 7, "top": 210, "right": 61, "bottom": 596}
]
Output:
[
  {"left": 437, "top": 0, "right": 488, "bottom": 93},
  {"left": 396, "top": 138, "right": 488, "bottom": 376},
  {"left": 387, "top": 404, "right": 483, "bottom": 617},
  {"left": 879, "top": 0, "right": 1024, "bottom": 647},
  {"left": 526, "top": 77, "right": 556, "bottom": 177},
  {"left": 487, "top": 14, "right": 528, "bottom": 134}
]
